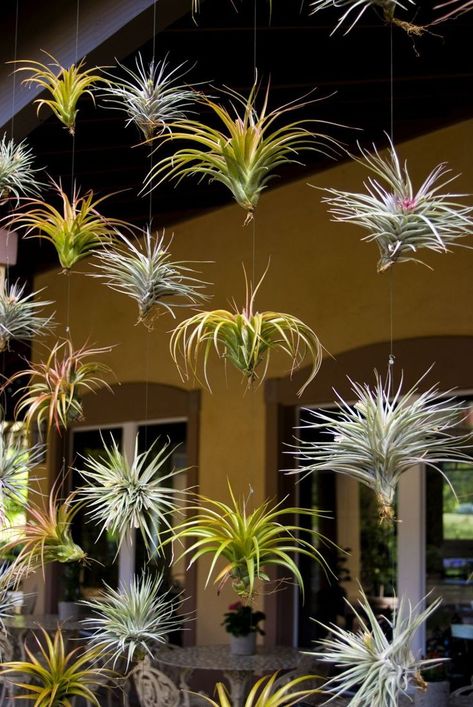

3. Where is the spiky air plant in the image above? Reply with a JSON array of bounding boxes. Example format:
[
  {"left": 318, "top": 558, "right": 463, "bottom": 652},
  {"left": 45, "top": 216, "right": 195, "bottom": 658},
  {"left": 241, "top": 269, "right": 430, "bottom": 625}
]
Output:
[
  {"left": 92, "top": 228, "right": 208, "bottom": 329},
  {"left": 0, "top": 627, "right": 113, "bottom": 707},
  {"left": 0, "top": 280, "right": 55, "bottom": 352},
  {"left": 199, "top": 673, "right": 320, "bottom": 707},
  {"left": 6, "top": 339, "right": 112, "bottom": 433},
  {"left": 6, "top": 180, "right": 129, "bottom": 271},
  {"left": 318, "top": 140, "right": 473, "bottom": 272},
  {"left": 170, "top": 267, "right": 323, "bottom": 395},
  {"left": 13, "top": 52, "right": 104, "bottom": 135},
  {"left": 81, "top": 573, "right": 186, "bottom": 668},
  {"left": 310, "top": 589, "right": 444, "bottom": 706},
  {"left": 77, "top": 434, "right": 189, "bottom": 556},
  {"left": 0, "top": 493, "right": 86, "bottom": 587},
  {"left": 100, "top": 53, "right": 197, "bottom": 141},
  {"left": 309, "top": 0, "right": 417, "bottom": 35},
  {"left": 431, "top": 0, "right": 473, "bottom": 23},
  {"left": 0, "top": 426, "right": 44, "bottom": 525},
  {"left": 144, "top": 80, "right": 340, "bottom": 224},
  {"left": 293, "top": 369, "right": 472, "bottom": 524},
  {"left": 171, "top": 483, "right": 330, "bottom": 600},
  {"left": 0, "top": 135, "right": 43, "bottom": 203}
]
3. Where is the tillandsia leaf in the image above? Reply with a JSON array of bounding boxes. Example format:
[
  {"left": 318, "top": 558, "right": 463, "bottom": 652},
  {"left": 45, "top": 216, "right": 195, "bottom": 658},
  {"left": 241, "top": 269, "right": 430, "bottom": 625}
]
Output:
[
  {"left": 81, "top": 573, "right": 187, "bottom": 669},
  {"left": 0, "top": 422, "right": 44, "bottom": 526},
  {"left": 292, "top": 368, "right": 472, "bottom": 523},
  {"left": 5, "top": 179, "right": 131, "bottom": 271},
  {"left": 144, "top": 79, "right": 341, "bottom": 224},
  {"left": 5, "top": 339, "right": 113, "bottom": 434},
  {"left": 92, "top": 227, "right": 209, "bottom": 329},
  {"left": 171, "top": 481, "right": 332, "bottom": 601},
  {"left": 431, "top": 0, "right": 473, "bottom": 24},
  {"left": 309, "top": 0, "right": 416, "bottom": 35},
  {"left": 317, "top": 138, "right": 473, "bottom": 272},
  {"left": 0, "top": 134, "right": 43, "bottom": 203},
  {"left": 76, "top": 433, "right": 190, "bottom": 556},
  {"left": 0, "top": 280, "right": 55, "bottom": 352},
  {"left": 191, "top": 0, "right": 273, "bottom": 19},
  {"left": 12, "top": 51, "right": 105, "bottom": 135},
  {"left": 170, "top": 266, "right": 323, "bottom": 395},
  {"left": 310, "top": 589, "right": 444, "bottom": 707},
  {"left": 100, "top": 53, "right": 198, "bottom": 141},
  {"left": 0, "top": 626, "right": 114, "bottom": 707},
  {"left": 199, "top": 672, "right": 321, "bottom": 707}
]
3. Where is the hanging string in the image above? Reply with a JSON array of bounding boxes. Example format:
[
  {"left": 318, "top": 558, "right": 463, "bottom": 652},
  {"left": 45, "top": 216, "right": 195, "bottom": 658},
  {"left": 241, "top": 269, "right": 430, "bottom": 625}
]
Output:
[{"left": 388, "top": 24, "right": 395, "bottom": 369}]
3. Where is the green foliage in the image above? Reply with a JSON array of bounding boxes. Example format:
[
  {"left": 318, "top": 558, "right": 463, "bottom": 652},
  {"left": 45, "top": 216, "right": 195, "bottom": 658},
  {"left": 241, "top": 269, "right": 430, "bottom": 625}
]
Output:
[
  {"left": 222, "top": 601, "right": 265, "bottom": 637},
  {"left": 0, "top": 425, "right": 44, "bottom": 523},
  {"left": 199, "top": 672, "right": 320, "bottom": 707},
  {"left": 0, "top": 280, "right": 54, "bottom": 351},
  {"left": 0, "top": 134, "right": 43, "bottom": 202}
]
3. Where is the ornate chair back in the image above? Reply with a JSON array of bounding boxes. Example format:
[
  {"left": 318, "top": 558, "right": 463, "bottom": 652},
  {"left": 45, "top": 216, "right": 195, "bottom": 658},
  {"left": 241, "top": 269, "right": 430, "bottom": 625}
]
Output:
[{"left": 130, "top": 656, "right": 181, "bottom": 707}]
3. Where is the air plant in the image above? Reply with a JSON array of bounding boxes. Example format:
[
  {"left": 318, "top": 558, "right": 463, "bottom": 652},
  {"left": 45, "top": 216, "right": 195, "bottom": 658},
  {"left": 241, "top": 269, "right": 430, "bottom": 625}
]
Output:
[
  {"left": 13, "top": 52, "right": 104, "bottom": 135},
  {"left": 171, "top": 482, "right": 330, "bottom": 600},
  {"left": 170, "top": 267, "right": 323, "bottom": 395},
  {"left": 6, "top": 180, "right": 128, "bottom": 271},
  {"left": 100, "top": 53, "right": 197, "bottom": 141},
  {"left": 318, "top": 139, "right": 473, "bottom": 272},
  {"left": 144, "top": 80, "right": 340, "bottom": 224},
  {"left": 431, "top": 0, "right": 473, "bottom": 23},
  {"left": 199, "top": 673, "right": 320, "bottom": 707},
  {"left": 0, "top": 426, "right": 44, "bottom": 524},
  {"left": 0, "top": 280, "right": 55, "bottom": 352},
  {"left": 309, "top": 0, "right": 416, "bottom": 35},
  {"left": 0, "top": 627, "right": 113, "bottom": 707},
  {"left": 293, "top": 369, "right": 472, "bottom": 523},
  {"left": 77, "top": 434, "right": 189, "bottom": 556},
  {"left": 310, "top": 589, "right": 444, "bottom": 706},
  {"left": 6, "top": 339, "right": 112, "bottom": 433},
  {"left": 81, "top": 573, "right": 186, "bottom": 668},
  {"left": 92, "top": 227, "right": 208, "bottom": 329},
  {"left": 0, "top": 135, "right": 42, "bottom": 203}
]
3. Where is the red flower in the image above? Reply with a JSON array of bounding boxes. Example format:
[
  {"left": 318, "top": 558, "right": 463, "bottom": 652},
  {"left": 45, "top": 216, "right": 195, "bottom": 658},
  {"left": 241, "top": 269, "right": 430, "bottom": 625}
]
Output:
[{"left": 228, "top": 601, "right": 242, "bottom": 611}]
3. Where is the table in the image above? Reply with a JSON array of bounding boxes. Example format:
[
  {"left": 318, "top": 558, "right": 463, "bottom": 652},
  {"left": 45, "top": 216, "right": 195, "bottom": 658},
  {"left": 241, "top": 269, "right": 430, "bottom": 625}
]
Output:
[
  {"left": 3, "top": 614, "right": 83, "bottom": 661},
  {"left": 156, "top": 645, "right": 314, "bottom": 707}
]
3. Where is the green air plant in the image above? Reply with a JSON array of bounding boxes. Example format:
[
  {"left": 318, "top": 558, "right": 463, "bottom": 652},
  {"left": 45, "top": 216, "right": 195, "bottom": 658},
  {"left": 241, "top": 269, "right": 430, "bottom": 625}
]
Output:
[
  {"left": 0, "top": 134, "right": 43, "bottom": 203},
  {"left": 0, "top": 426, "right": 44, "bottom": 525},
  {"left": 0, "top": 626, "right": 113, "bottom": 707},
  {"left": 77, "top": 434, "right": 189, "bottom": 556},
  {"left": 310, "top": 589, "right": 444, "bottom": 707},
  {"left": 81, "top": 573, "right": 186, "bottom": 668},
  {"left": 6, "top": 339, "right": 112, "bottom": 433},
  {"left": 13, "top": 52, "right": 104, "bottom": 135},
  {"left": 100, "top": 53, "right": 197, "bottom": 141},
  {"left": 199, "top": 673, "right": 320, "bottom": 707},
  {"left": 309, "top": 0, "right": 416, "bottom": 34},
  {"left": 6, "top": 180, "right": 128, "bottom": 271},
  {"left": 0, "top": 280, "right": 55, "bottom": 352},
  {"left": 293, "top": 369, "right": 472, "bottom": 524},
  {"left": 317, "top": 139, "right": 473, "bottom": 272},
  {"left": 170, "top": 268, "right": 323, "bottom": 395},
  {"left": 171, "top": 483, "right": 330, "bottom": 600},
  {"left": 92, "top": 227, "right": 209, "bottom": 329},
  {"left": 144, "top": 80, "right": 340, "bottom": 224}
]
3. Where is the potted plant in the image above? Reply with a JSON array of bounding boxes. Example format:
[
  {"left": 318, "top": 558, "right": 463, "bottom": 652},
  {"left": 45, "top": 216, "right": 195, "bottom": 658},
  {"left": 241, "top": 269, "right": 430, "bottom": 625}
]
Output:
[
  {"left": 222, "top": 602, "right": 265, "bottom": 656},
  {"left": 58, "top": 562, "right": 81, "bottom": 621}
]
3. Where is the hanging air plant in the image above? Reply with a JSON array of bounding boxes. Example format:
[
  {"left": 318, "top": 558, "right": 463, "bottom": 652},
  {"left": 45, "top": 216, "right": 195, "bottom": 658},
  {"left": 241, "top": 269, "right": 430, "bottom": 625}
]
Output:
[
  {"left": 431, "top": 0, "right": 473, "bottom": 24},
  {"left": 92, "top": 228, "right": 209, "bottom": 329},
  {"left": 171, "top": 483, "right": 330, "bottom": 600},
  {"left": 310, "top": 589, "right": 444, "bottom": 706},
  {"left": 0, "top": 280, "right": 55, "bottom": 352},
  {"left": 318, "top": 139, "right": 473, "bottom": 272},
  {"left": 200, "top": 673, "right": 320, "bottom": 707},
  {"left": 100, "top": 53, "right": 197, "bottom": 141},
  {"left": 170, "top": 268, "right": 323, "bottom": 395},
  {"left": 6, "top": 339, "right": 112, "bottom": 433},
  {"left": 6, "top": 180, "right": 128, "bottom": 271},
  {"left": 81, "top": 573, "right": 186, "bottom": 668},
  {"left": 0, "top": 135, "right": 42, "bottom": 203},
  {"left": 13, "top": 52, "right": 104, "bottom": 135},
  {"left": 294, "top": 369, "right": 471, "bottom": 523},
  {"left": 0, "top": 427, "right": 44, "bottom": 525},
  {"left": 144, "top": 80, "right": 340, "bottom": 224},
  {"left": 309, "top": 0, "right": 417, "bottom": 34},
  {"left": 77, "top": 434, "right": 189, "bottom": 556}
]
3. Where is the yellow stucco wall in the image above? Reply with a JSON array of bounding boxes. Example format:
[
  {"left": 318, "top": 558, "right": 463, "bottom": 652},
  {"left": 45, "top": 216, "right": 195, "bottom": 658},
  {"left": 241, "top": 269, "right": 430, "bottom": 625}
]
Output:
[{"left": 33, "top": 118, "right": 473, "bottom": 642}]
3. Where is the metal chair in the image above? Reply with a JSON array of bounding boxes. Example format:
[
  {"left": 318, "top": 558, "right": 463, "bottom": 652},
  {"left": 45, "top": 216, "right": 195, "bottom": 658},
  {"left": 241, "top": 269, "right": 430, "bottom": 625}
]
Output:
[{"left": 129, "top": 656, "right": 181, "bottom": 707}]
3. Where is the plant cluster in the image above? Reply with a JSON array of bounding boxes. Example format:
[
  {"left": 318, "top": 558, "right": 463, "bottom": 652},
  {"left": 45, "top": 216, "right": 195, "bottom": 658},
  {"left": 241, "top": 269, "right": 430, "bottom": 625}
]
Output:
[
  {"left": 0, "top": 134, "right": 42, "bottom": 203},
  {"left": 0, "top": 280, "right": 54, "bottom": 351}
]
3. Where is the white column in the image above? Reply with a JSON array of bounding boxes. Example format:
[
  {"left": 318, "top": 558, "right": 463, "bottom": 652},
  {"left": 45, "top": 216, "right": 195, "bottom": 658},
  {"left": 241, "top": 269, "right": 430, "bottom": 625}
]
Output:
[
  {"left": 118, "top": 422, "right": 137, "bottom": 587},
  {"left": 397, "top": 464, "right": 426, "bottom": 657}
]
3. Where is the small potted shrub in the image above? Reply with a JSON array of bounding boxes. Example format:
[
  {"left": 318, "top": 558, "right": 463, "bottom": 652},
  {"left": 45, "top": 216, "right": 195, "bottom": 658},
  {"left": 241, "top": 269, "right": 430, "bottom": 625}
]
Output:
[{"left": 222, "top": 602, "right": 265, "bottom": 656}]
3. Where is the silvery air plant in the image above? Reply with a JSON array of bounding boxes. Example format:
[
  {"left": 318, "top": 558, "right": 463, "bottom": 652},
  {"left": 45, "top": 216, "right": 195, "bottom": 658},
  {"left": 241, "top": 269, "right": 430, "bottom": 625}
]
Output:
[
  {"left": 92, "top": 227, "right": 208, "bottom": 329},
  {"left": 309, "top": 0, "right": 416, "bottom": 34},
  {"left": 81, "top": 573, "right": 186, "bottom": 668},
  {"left": 293, "top": 369, "right": 472, "bottom": 523},
  {"left": 318, "top": 139, "right": 473, "bottom": 272},
  {"left": 0, "top": 280, "right": 55, "bottom": 352},
  {"left": 311, "top": 589, "right": 443, "bottom": 706},
  {"left": 0, "top": 134, "right": 42, "bottom": 203},
  {"left": 77, "top": 434, "right": 189, "bottom": 556},
  {"left": 100, "top": 53, "right": 197, "bottom": 141},
  {"left": 0, "top": 425, "right": 44, "bottom": 525}
]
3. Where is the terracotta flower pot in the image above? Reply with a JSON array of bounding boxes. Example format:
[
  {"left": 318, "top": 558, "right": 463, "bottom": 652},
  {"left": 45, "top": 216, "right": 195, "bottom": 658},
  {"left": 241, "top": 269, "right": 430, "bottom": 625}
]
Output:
[{"left": 229, "top": 632, "right": 256, "bottom": 656}]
